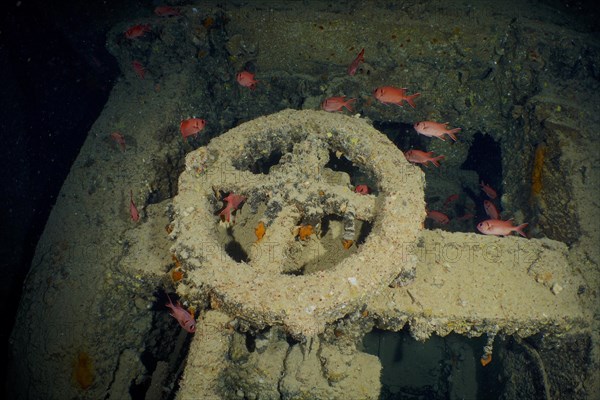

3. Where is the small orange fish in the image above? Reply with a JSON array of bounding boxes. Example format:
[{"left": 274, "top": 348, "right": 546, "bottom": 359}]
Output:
[
  {"left": 373, "top": 86, "right": 420, "bottom": 108},
  {"left": 165, "top": 293, "right": 196, "bottom": 333},
  {"left": 180, "top": 118, "right": 206, "bottom": 139},
  {"left": 236, "top": 71, "right": 258, "bottom": 90},
  {"left": 130, "top": 190, "right": 140, "bottom": 222},
  {"left": 355, "top": 184, "right": 370, "bottom": 195},
  {"left": 483, "top": 200, "right": 501, "bottom": 219},
  {"left": 427, "top": 210, "right": 450, "bottom": 225},
  {"left": 321, "top": 96, "right": 356, "bottom": 112},
  {"left": 219, "top": 193, "right": 246, "bottom": 222},
  {"left": 404, "top": 149, "right": 445, "bottom": 167},
  {"left": 347, "top": 48, "right": 365, "bottom": 76},
  {"left": 477, "top": 219, "right": 528, "bottom": 237},
  {"left": 154, "top": 6, "right": 181, "bottom": 17},
  {"left": 414, "top": 121, "right": 461, "bottom": 142},
  {"left": 480, "top": 181, "right": 497, "bottom": 199},
  {"left": 110, "top": 132, "right": 126, "bottom": 151},
  {"left": 132, "top": 60, "right": 145, "bottom": 79},
  {"left": 124, "top": 24, "right": 151, "bottom": 39}
]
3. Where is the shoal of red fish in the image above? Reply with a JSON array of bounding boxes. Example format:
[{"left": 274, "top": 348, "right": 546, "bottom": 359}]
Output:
[{"left": 117, "top": 13, "right": 530, "bottom": 329}]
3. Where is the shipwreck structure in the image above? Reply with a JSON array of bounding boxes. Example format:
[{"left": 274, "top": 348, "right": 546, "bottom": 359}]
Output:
[{"left": 8, "top": 1, "right": 598, "bottom": 399}]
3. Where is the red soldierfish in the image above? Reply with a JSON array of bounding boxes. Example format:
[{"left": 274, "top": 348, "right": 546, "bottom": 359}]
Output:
[
  {"left": 219, "top": 193, "right": 247, "bottom": 222},
  {"left": 373, "top": 86, "right": 420, "bottom": 108},
  {"left": 414, "top": 121, "right": 461, "bottom": 142},
  {"left": 404, "top": 150, "right": 445, "bottom": 167},
  {"left": 180, "top": 118, "right": 206, "bottom": 139},
  {"left": 166, "top": 293, "right": 196, "bottom": 333},
  {"left": 477, "top": 219, "right": 528, "bottom": 237},
  {"left": 321, "top": 96, "right": 356, "bottom": 112},
  {"left": 236, "top": 71, "right": 258, "bottom": 90},
  {"left": 443, "top": 194, "right": 459, "bottom": 208},
  {"left": 132, "top": 60, "right": 145, "bottom": 79},
  {"left": 347, "top": 48, "right": 365, "bottom": 76},
  {"left": 130, "top": 190, "right": 140, "bottom": 222},
  {"left": 427, "top": 210, "right": 450, "bottom": 225},
  {"left": 480, "top": 181, "right": 497, "bottom": 199},
  {"left": 154, "top": 6, "right": 182, "bottom": 17},
  {"left": 110, "top": 132, "right": 126, "bottom": 151},
  {"left": 483, "top": 200, "right": 501, "bottom": 219},
  {"left": 355, "top": 184, "right": 370, "bottom": 195},
  {"left": 125, "top": 24, "right": 151, "bottom": 39}
]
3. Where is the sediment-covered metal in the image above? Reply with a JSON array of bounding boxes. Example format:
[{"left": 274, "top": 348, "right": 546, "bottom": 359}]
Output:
[{"left": 170, "top": 109, "right": 425, "bottom": 337}]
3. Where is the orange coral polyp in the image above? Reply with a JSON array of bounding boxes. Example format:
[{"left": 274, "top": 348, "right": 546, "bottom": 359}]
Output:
[
  {"left": 480, "top": 354, "right": 492, "bottom": 367},
  {"left": 172, "top": 254, "right": 181, "bottom": 269},
  {"left": 298, "top": 225, "right": 313, "bottom": 240},
  {"left": 73, "top": 351, "right": 94, "bottom": 390},
  {"left": 255, "top": 221, "right": 266, "bottom": 241},
  {"left": 342, "top": 239, "right": 354, "bottom": 249},
  {"left": 531, "top": 144, "right": 546, "bottom": 196},
  {"left": 171, "top": 269, "right": 184, "bottom": 283}
]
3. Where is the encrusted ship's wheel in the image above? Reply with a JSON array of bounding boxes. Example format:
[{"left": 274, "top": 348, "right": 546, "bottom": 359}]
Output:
[{"left": 171, "top": 109, "right": 425, "bottom": 337}]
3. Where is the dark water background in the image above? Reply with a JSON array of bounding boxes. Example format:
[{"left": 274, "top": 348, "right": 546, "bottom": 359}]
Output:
[{"left": 0, "top": 0, "right": 124, "bottom": 387}]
